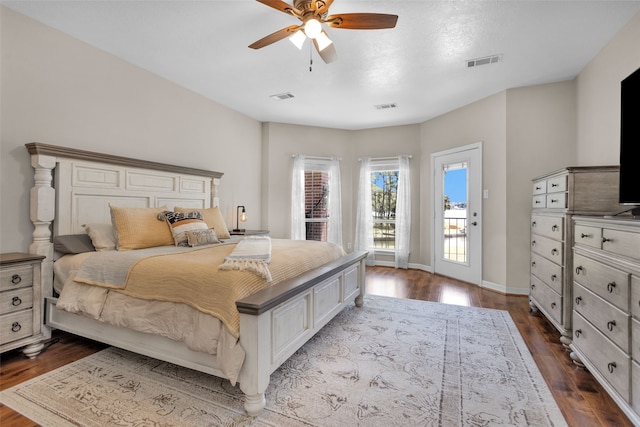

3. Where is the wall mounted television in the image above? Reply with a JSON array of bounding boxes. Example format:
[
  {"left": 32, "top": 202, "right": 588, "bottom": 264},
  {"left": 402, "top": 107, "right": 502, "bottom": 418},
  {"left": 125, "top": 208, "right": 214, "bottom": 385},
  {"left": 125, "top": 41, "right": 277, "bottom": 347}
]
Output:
[{"left": 618, "top": 66, "right": 640, "bottom": 217}]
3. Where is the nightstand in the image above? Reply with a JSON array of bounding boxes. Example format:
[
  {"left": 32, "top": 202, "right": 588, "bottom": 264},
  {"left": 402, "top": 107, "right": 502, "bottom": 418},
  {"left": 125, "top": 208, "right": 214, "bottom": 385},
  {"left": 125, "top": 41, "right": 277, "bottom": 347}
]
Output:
[{"left": 0, "top": 252, "right": 46, "bottom": 358}]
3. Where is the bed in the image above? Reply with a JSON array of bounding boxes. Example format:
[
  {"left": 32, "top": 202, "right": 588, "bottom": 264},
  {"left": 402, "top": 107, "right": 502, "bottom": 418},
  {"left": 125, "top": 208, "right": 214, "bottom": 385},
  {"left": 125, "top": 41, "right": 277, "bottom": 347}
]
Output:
[{"left": 26, "top": 142, "right": 367, "bottom": 416}]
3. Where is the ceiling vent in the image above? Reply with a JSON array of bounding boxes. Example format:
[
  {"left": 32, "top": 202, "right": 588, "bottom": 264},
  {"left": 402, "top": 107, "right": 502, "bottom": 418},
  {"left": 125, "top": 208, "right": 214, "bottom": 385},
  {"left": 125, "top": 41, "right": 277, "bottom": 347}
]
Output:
[
  {"left": 374, "top": 103, "right": 398, "bottom": 110},
  {"left": 467, "top": 54, "right": 503, "bottom": 68},
  {"left": 270, "top": 92, "right": 295, "bottom": 101}
]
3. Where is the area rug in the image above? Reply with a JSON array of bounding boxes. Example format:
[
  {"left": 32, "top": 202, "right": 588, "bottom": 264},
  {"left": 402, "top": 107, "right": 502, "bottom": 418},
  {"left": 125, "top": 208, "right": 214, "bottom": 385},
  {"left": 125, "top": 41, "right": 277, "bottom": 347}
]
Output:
[{"left": 0, "top": 295, "right": 567, "bottom": 426}]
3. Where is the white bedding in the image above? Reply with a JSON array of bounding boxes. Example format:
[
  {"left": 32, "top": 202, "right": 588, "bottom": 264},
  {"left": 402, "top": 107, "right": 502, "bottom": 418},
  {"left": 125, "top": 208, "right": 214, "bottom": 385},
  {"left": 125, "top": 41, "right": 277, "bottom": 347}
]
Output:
[{"left": 53, "top": 252, "right": 245, "bottom": 383}]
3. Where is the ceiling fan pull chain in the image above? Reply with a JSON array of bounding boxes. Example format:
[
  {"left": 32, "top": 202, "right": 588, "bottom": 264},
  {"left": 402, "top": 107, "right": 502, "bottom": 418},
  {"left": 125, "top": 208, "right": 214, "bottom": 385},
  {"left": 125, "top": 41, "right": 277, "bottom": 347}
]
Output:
[{"left": 309, "top": 43, "right": 313, "bottom": 72}]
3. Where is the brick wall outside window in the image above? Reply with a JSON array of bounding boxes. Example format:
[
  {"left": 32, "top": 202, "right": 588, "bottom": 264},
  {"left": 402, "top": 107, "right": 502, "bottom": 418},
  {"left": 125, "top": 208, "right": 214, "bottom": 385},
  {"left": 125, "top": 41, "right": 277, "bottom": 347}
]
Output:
[{"left": 304, "top": 170, "right": 329, "bottom": 241}]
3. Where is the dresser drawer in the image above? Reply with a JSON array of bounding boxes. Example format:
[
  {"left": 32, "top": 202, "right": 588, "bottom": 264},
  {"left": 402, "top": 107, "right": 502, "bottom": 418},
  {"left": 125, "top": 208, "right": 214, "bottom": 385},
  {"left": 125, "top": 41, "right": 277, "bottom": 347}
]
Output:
[
  {"left": 531, "top": 252, "right": 563, "bottom": 294},
  {"left": 573, "top": 312, "right": 630, "bottom": 401},
  {"left": 574, "top": 253, "right": 629, "bottom": 311},
  {"left": 530, "top": 275, "right": 562, "bottom": 324},
  {"left": 531, "top": 234, "right": 563, "bottom": 265},
  {"left": 0, "top": 265, "right": 33, "bottom": 291},
  {"left": 0, "top": 287, "right": 33, "bottom": 315},
  {"left": 574, "top": 225, "right": 602, "bottom": 249},
  {"left": 602, "top": 228, "right": 640, "bottom": 261},
  {"left": 531, "top": 214, "right": 564, "bottom": 240},
  {"left": 546, "top": 174, "right": 567, "bottom": 193},
  {"left": 632, "top": 317, "right": 640, "bottom": 359},
  {"left": 632, "top": 275, "right": 640, "bottom": 319},
  {"left": 532, "top": 180, "right": 547, "bottom": 195},
  {"left": 532, "top": 195, "right": 546, "bottom": 208},
  {"left": 546, "top": 193, "right": 567, "bottom": 209},
  {"left": 573, "top": 282, "right": 630, "bottom": 352},
  {"left": 0, "top": 310, "right": 34, "bottom": 345}
]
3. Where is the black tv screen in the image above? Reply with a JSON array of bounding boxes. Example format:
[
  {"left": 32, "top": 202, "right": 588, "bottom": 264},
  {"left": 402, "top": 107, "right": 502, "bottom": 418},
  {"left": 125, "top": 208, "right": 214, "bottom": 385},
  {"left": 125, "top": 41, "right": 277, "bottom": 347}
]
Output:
[{"left": 619, "top": 66, "right": 640, "bottom": 205}]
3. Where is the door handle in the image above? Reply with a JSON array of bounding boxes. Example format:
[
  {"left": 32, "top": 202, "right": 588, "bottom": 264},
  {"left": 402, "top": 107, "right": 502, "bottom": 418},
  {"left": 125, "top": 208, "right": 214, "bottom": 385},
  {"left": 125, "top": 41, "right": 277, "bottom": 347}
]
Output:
[{"left": 471, "top": 221, "right": 478, "bottom": 226}]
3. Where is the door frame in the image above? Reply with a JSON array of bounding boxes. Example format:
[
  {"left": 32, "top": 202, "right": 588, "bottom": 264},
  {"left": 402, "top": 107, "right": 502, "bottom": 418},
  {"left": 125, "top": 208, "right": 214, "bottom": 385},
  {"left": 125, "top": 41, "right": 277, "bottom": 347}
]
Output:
[{"left": 430, "top": 142, "right": 483, "bottom": 285}]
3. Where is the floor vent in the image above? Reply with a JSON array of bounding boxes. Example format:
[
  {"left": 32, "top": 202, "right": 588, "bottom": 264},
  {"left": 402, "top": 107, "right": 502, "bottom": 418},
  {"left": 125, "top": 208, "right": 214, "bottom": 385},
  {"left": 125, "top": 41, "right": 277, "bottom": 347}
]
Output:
[
  {"left": 270, "top": 92, "right": 295, "bottom": 101},
  {"left": 467, "top": 54, "right": 503, "bottom": 68},
  {"left": 374, "top": 103, "right": 398, "bottom": 110}
]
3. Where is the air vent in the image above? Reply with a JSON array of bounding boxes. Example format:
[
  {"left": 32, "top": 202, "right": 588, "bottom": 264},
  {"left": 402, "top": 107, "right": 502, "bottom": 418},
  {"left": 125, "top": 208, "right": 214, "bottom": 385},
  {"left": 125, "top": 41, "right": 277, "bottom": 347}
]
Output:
[
  {"left": 374, "top": 103, "right": 398, "bottom": 110},
  {"left": 270, "top": 92, "right": 295, "bottom": 101},
  {"left": 467, "top": 54, "right": 503, "bottom": 68}
]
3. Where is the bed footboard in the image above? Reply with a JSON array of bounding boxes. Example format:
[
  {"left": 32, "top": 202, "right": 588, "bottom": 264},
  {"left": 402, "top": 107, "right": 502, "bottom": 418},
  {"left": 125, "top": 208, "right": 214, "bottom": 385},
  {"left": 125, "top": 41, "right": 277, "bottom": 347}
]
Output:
[{"left": 236, "top": 251, "right": 367, "bottom": 416}]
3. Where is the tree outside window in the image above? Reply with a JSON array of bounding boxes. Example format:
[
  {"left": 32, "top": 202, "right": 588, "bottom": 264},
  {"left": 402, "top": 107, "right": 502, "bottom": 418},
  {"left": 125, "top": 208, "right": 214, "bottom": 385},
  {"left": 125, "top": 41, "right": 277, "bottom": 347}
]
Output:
[
  {"left": 371, "top": 170, "right": 398, "bottom": 249},
  {"left": 304, "top": 170, "right": 329, "bottom": 241}
]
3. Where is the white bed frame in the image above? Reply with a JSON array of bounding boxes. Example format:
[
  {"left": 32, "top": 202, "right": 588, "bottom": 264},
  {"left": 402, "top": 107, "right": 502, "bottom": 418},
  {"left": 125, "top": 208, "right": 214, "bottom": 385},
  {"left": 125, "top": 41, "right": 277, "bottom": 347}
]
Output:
[{"left": 26, "top": 142, "right": 366, "bottom": 416}]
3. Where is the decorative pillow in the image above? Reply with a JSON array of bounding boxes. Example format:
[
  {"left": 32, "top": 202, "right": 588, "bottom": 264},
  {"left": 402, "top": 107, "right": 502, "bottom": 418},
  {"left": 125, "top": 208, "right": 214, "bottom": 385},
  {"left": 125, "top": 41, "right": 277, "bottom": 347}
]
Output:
[
  {"left": 163, "top": 211, "right": 208, "bottom": 246},
  {"left": 82, "top": 223, "right": 117, "bottom": 251},
  {"left": 175, "top": 206, "right": 231, "bottom": 239},
  {"left": 109, "top": 205, "right": 174, "bottom": 250},
  {"left": 53, "top": 234, "right": 96, "bottom": 254},
  {"left": 186, "top": 229, "right": 221, "bottom": 247}
]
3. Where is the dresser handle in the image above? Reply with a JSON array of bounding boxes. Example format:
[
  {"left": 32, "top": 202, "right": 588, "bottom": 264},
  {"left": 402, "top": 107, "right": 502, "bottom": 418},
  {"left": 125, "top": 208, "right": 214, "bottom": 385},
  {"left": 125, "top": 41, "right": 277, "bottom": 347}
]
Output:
[
  {"left": 531, "top": 261, "right": 536, "bottom": 268},
  {"left": 11, "top": 296, "right": 22, "bottom": 306},
  {"left": 551, "top": 183, "right": 559, "bottom": 188},
  {"left": 551, "top": 302, "right": 556, "bottom": 309},
  {"left": 575, "top": 266, "right": 584, "bottom": 275},
  {"left": 11, "top": 322, "right": 21, "bottom": 333},
  {"left": 580, "top": 233, "right": 591, "bottom": 239},
  {"left": 607, "top": 282, "right": 616, "bottom": 293},
  {"left": 11, "top": 274, "right": 22, "bottom": 285},
  {"left": 552, "top": 224, "right": 558, "bottom": 231},
  {"left": 608, "top": 362, "right": 616, "bottom": 373},
  {"left": 602, "top": 237, "right": 612, "bottom": 243},
  {"left": 607, "top": 320, "right": 616, "bottom": 332},
  {"left": 575, "top": 296, "right": 582, "bottom": 305},
  {"left": 531, "top": 240, "right": 536, "bottom": 247},
  {"left": 531, "top": 283, "right": 536, "bottom": 290},
  {"left": 535, "top": 186, "right": 542, "bottom": 190},
  {"left": 551, "top": 274, "right": 557, "bottom": 281},
  {"left": 551, "top": 248, "right": 558, "bottom": 255},
  {"left": 535, "top": 200, "right": 542, "bottom": 204},
  {"left": 532, "top": 221, "right": 537, "bottom": 227},
  {"left": 575, "top": 329, "right": 581, "bottom": 337},
  {"left": 550, "top": 199, "right": 558, "bottom": 203}
]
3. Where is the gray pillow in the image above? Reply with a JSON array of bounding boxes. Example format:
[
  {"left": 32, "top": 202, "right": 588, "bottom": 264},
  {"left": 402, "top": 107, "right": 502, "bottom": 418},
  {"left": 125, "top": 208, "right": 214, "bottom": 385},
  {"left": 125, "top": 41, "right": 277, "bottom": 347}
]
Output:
[{"left": 53, "top": 234, "right": 96, "bottom": 254}]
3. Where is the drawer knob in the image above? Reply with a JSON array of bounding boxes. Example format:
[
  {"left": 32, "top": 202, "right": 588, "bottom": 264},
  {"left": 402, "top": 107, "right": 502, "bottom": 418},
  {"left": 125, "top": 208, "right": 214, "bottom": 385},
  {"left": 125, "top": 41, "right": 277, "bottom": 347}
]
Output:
[
  {"left": 531, "top": 240, "right": 537, "bottom": 247},
  {"left": 607, "top": 320, "right": 616, "bottom": 332},
  {"left": 575, "top": 296, "right": 582, "bottom": 305},
  {"left": 607, "top": 282, "right": 616, "bottom": 293},
  {"left": 551, "top": 248, "right": 558, "bottom": 255},
  {"left": 11, "top": 274, "right": 22, "bottom": 285},
  {"left": 575, "top": 266, "right": 584, "bottom": 275},
  {"left": 551, "top": 183, "right": 559, "bottom": 188},
  {"left": 580, "top": 233, "right": 591, "bottom": 239},
  {"left": 551, "top": 274, "right": 557, "bottom": 281},
  {"left": 11, "top": 322, "right": 21, "bottom": 333},
  {"left": 608, "top": 362, "right": 616, "bottom": 373},
  {"left": 552, "top": 224, "right": 558, "bottom": 231},
  {"left": 602, "top": 237, "right": 612, "bottom": 244},
  {"left": 551, "top": 302, "right": 556, "bottom": 309},
  {"left": 575, "top": 329, "right": 582, "bottom": 338},
  {"left": 532, "top": 221, "right": 537, "bottom": 227},
  {"left": 531, "top": 261, "right": 536, "bottom": 268},
  {"left": 11, "top": 296, "right": 22, "bottom": 307},
  {"left": 550, "top": 199, "right": 558, "bottom": 203},
  {"left": 535, "top": 186, "right": 542, "bottom": 190},
  {"left": 535, "top": 200, "right": 542, "bottom": 204},
  {"left": 531, "top": 283, "right": 536, "bottom": 290}
]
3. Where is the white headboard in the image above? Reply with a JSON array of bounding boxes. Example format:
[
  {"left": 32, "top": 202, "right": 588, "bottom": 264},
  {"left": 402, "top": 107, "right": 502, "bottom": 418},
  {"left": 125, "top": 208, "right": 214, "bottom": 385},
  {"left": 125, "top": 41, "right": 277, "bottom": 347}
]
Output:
[{"left": 26, "top": 142, "right": 223, "bottom": 293}]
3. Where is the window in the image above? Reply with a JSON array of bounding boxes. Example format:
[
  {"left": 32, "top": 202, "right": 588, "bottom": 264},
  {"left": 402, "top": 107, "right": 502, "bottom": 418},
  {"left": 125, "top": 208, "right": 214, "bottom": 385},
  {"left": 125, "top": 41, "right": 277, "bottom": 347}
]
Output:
[
  {"left": 371, "top": 168, "right": 398, "bottom": 249},
  {"left": 291, "top": 155, "right": 342, "bottom": 246}
]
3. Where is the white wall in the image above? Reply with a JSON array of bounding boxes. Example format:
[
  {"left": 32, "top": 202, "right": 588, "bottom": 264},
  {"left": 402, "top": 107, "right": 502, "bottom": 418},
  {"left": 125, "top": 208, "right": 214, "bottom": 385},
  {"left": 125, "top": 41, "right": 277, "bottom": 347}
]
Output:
[{"left": 0, "top": 7, "right": 263, "bottom": 253}]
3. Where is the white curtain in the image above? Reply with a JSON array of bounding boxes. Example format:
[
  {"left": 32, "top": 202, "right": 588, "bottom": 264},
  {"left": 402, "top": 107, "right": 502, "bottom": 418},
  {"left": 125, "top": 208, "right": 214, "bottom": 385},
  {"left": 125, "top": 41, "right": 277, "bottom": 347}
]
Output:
[
  {"left": 328, "top": 157, "right": 343, "bottom": 247},
  {"left": 395, "top": 155, "right": 411, "bottom": 269},
  {"left": 354, "top": 157, "right": 375, "bottom": 265},
  {"left": 290, "top": 154, "right": 306, "bottom": 240}
]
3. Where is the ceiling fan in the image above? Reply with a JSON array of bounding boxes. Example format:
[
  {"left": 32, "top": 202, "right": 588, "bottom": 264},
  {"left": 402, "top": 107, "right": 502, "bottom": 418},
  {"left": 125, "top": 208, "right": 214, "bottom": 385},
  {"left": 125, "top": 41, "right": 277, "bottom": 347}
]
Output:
[{"left": 248, "top": 0, "right": 398, "bottom": 64}]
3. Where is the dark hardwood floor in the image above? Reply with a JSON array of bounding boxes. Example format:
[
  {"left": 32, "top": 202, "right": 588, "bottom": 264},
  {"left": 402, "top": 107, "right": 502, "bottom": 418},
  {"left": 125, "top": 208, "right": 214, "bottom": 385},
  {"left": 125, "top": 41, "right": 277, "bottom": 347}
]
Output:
[{"left": 0, "top": 266, "right": 633, "bottom": 426}]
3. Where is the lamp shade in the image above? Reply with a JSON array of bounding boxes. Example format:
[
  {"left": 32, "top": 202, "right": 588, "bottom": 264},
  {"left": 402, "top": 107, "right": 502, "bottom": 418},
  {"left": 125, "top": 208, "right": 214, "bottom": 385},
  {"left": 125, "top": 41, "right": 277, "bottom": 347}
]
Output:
[{"left": 304, "top": 19, "right": 322, "bottom": 39}]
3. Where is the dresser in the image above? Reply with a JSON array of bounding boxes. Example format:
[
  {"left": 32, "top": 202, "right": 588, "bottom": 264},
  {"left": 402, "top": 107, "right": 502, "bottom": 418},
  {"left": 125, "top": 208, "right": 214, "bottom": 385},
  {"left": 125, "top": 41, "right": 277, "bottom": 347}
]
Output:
[
  {"left": 529, "top": 166, "right": 620, "bottom": 347},
  {"left": 571, "top": 216, "right": 640, "bottom": 425},
  {"left": 0, "top": 252, "right": 46, "bottom": 358}
]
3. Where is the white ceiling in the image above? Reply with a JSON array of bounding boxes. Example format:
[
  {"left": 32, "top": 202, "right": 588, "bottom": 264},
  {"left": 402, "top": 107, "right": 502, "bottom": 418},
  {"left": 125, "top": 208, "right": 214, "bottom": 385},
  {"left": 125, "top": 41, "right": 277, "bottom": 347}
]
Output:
[{"left": 3, "top": 1, "right": 640, "bottom": 130}]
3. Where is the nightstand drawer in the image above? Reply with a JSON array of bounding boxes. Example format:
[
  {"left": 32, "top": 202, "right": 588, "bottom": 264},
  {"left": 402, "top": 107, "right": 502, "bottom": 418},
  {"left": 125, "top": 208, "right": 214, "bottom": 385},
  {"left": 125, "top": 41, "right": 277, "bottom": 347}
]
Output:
[
  {"left": 0, "top": 310, "right": 34, "bottom": 344},
  {"left": 0, "top": 265, "right": 33, "bottom": 291},
  {"left": 0, "top": 287, "right": 33, "bottom": 315}
]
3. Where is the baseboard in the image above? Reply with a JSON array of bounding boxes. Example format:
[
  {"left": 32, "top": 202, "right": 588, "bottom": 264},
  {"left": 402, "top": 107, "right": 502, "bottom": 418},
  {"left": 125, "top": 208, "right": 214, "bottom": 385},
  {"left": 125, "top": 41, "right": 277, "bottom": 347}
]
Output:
[
  {"left": 481, "top": 279, "right": 529, "bottom": 295},
  {"left": 373, "top": 261, "right": 432, "bottom": 273}
]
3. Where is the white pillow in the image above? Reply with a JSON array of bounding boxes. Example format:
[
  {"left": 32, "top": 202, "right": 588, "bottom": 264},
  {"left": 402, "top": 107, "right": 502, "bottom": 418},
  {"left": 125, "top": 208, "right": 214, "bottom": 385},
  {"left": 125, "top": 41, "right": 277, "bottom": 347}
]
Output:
[{"left": 82, "top": 223, "right": 117, "bottom": 251}]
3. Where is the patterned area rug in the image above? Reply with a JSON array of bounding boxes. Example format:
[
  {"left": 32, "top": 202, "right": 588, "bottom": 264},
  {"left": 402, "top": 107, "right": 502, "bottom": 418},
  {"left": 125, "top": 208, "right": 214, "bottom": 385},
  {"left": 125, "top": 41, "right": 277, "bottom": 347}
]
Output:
[{"left": 1, "top": 295, "right": 567, "bottom": 426}]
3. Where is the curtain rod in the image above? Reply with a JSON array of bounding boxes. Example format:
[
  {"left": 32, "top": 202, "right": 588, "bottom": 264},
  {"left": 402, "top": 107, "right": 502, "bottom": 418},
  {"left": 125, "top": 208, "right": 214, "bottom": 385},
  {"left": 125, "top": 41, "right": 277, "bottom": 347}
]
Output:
[
  {"left": 291, "top": 154, "right": 342, "bottom": 161},
  {"left": 358, "top": 155, "right": 412, "bottom": 161}
]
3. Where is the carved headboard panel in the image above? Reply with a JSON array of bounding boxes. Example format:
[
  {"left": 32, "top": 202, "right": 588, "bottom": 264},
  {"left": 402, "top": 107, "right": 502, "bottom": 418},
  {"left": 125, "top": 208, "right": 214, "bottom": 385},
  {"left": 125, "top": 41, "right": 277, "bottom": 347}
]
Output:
[{"left": 26, "top": 142, "right": 224, "bottom": 294}]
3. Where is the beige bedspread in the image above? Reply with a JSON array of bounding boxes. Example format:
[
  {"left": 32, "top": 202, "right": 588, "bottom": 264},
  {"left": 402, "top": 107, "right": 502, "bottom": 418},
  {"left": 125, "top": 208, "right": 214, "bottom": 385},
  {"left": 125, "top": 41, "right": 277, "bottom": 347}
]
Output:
[{"left": 73, "top": 239, "right": 346, "bottom": 337}]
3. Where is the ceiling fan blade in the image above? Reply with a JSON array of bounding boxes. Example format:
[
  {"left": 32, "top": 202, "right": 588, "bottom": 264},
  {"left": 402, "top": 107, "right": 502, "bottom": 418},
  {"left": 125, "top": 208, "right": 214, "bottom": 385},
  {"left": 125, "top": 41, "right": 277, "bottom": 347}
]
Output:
[
  {"left": 313, "top": 36, "right": 337, "bottom": 64},
  {"left": 256, "top": 0, "right": 299, "bottom": 16},
  {"left": 249, "top": 25, "right": 301, "bottom": 49},
  {"left": 326, "top": 13, "right": 398, "bottom": 30}
]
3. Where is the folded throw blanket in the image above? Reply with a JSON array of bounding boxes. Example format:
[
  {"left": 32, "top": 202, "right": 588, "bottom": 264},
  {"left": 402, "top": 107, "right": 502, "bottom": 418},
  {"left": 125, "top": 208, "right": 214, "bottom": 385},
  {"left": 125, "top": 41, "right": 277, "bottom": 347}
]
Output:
[{"left": 218, "top": 236, "right": 272, "bottom": 281}]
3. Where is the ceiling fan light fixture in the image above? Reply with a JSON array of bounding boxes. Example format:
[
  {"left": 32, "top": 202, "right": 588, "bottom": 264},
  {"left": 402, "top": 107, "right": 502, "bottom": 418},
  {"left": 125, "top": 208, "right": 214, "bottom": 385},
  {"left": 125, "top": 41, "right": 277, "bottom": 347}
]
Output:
[
  {"left": 304, "top": 18, "right": 322, "bottom": 39},
  {"left": 289, "top": 30, "right": 306, "bottom": 49},
  {"left": 315, "top": 31, "right": 333, "bottom": 51}
]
